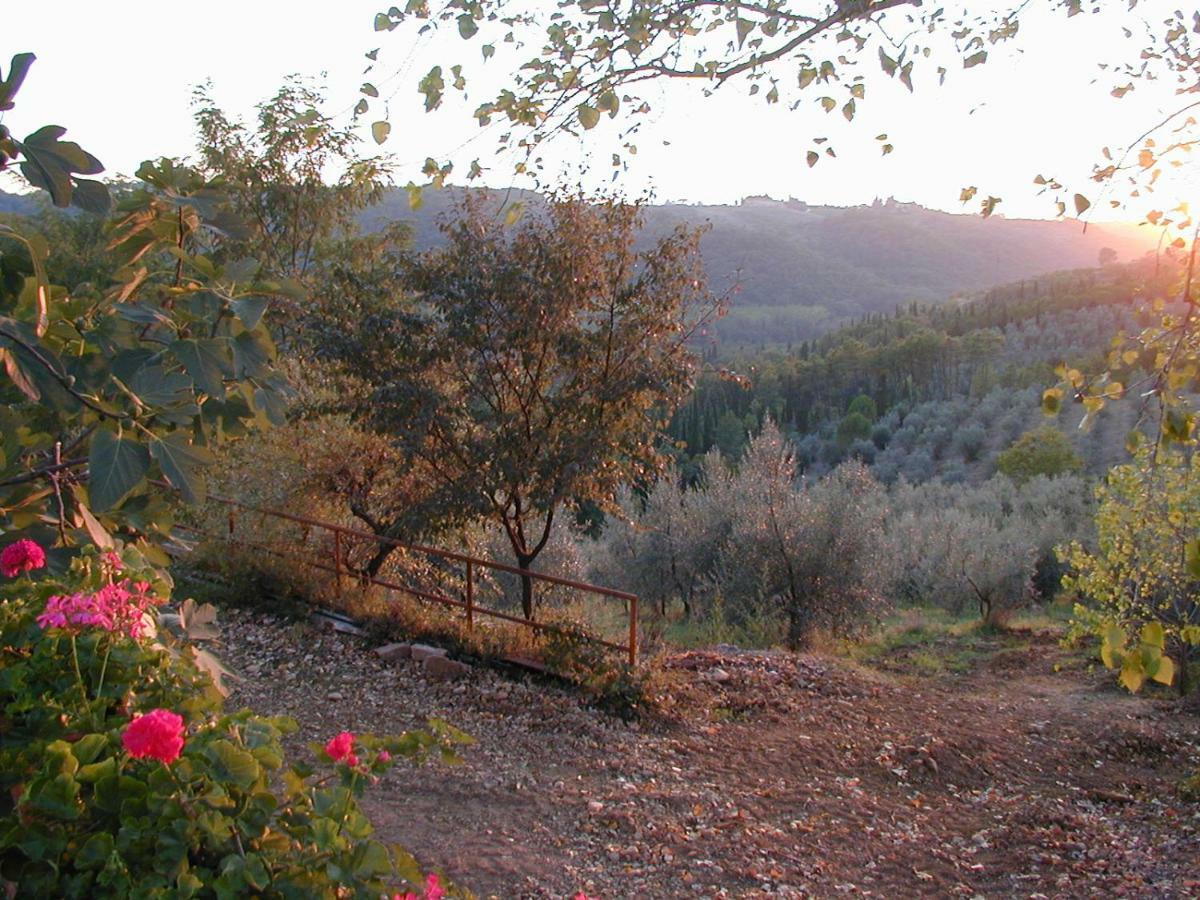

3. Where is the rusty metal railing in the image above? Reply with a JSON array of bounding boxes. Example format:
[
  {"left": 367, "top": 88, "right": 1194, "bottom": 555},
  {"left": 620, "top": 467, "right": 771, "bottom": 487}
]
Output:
[{"left": 173, "top": 490, "right": 640, "bottom": 667}]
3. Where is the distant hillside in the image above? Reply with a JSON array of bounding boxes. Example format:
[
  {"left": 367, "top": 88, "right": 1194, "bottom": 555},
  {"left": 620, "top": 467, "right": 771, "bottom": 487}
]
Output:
[
  {"left": 2, "top": 183, "right": 1157, "bottom": 344},
  {"left": 669, "top": 254, "right": 1176, "bottom": 485},
  {"left": 361, "top": 187, "right": 1156, "bottom": 343},
  {"left": 0, "top": 189, "right": 37, "bottom": 217}
]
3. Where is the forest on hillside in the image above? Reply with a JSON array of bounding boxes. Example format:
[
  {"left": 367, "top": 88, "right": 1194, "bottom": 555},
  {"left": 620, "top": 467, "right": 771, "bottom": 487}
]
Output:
[{"left": 671, "top": 255, "right": 1177, "bottom": 483}]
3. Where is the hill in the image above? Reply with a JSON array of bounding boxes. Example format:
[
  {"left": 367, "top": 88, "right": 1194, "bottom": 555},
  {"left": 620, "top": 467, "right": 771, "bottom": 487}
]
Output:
[
  {"left": 1, "top": 183, "right": 1158, "bottom": 346},
  {"left": 362, "top": 187, "right": 1156, "bottom": 343},
  {"left": 670, "top": 254, "right": 1175, "bottom": 484}
]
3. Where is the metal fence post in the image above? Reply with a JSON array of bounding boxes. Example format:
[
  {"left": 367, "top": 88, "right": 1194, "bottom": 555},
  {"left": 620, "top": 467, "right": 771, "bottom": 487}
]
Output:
[
  {"left": 629, "top": 595, "right": 639, "bottom": 668},
  {"left": 333, "top": 530, "right": 343, "bottom": 601},
  {"left": 465, "top": 560, "right": 474, "bottom": 631}
]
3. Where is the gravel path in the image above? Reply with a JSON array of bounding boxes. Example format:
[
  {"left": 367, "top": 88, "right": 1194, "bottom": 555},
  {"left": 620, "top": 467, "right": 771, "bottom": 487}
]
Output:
[{"left": 216, "top": 608, "right": 1200, "bottom": 899}]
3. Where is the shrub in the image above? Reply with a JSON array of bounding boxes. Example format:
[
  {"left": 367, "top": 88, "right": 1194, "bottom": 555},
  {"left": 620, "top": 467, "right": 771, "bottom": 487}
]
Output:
[
  {"left": 0, "top": 543, "right": 467, "bottom": 898},
  {"left": 1063, "top": 449, "right": 1200, "bottom": 693},
  {"left": 996, "top": 426, "right": 1083, "bottom": 484},
  {"left": 714, "top": 425, "right": 890, "bottom": 648}
]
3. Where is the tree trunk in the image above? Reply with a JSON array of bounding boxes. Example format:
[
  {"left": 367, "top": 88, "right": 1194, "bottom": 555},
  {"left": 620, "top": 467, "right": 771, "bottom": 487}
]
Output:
[{"left": 516, "top": 551, "right": 536, "bottom": 620}]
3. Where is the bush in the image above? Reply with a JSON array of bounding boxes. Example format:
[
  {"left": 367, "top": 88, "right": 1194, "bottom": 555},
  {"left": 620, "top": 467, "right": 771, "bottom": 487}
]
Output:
[
  {"left": 1063, "top": 449, "right": 1200, "bottom": 693},
  {"left": 996, "top": 426, "right": 1083, "bottom": 484},
  {"left": 0, "top": 543, "right": 467, "bottom": 898},
  {"left": 714, "top": 425, "right": 890, "bottom": 648}
]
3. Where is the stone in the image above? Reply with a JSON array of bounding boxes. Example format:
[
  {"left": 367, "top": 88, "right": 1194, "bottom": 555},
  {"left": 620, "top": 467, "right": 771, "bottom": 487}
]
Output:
[
  {"left": 410, "top": 643, "right": 447, "bottom": 662},
  {"left": 423, "top": 655, "right": 470, "bottom": 680},
  {"left": 704, "top": 668, "right": 732, "bottom": 684},
  {"left": 373, "top": 642, "right": 412, "bottom": 663}
]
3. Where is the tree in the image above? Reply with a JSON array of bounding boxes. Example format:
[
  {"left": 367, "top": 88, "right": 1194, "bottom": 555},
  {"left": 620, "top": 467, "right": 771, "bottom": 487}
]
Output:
[
  {"left": 996, "top": 426, "right": 1083, "bottom": 484},
  {"left": 368, "top": 2, "right": 1191, "bottom": 220},
  {"left": 0, "top": 54, "right": 291, "bottom": 557},
  {"left": 1063, "top": 448, "right": 1200, "bottom": 693},
  {"left": 836, "top": 411, "right": 872, "bottom": 448},
  {"left": 333, "top": 194, "right": 721, "bottom": 618},
  {"left": 591, "top": 451, "right": 734, "bottom": 620},
  {"left": 192, "top": 78, "right": 391, "bottom": 283},
  {"left": 716, "top": 422, "right": 889, "bottom": 648}
]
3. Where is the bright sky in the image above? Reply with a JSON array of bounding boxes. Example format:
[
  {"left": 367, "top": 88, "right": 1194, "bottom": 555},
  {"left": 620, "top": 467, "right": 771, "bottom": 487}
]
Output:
[{"left": 3, "top": 1, "right": 1191, "bottom": 222}]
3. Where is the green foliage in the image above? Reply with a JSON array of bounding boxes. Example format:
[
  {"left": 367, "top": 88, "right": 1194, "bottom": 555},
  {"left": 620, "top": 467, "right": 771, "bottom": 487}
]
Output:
[
  {"left": 1097, "top": 621, "right": 1178, "bottom": 694},
  {"left": 0, "top": 57, "right": 295, "bottom": 561},
  {"left": 367, "top": 1, "right": 1129, "bottom": 202},
  {"left": 326, "top": 194, "right": 721, "bottom": 618},
  {"left": 668, "top": 257, "right": 1161, "bottom": 469},
  {"left": 836, "top": 411, "right": 873, "bottom": 448},
  {"left": 540, "top": 621, "right": 653, "bottom": 720},
  {"left": 847, "top": 394, "right": 877, "bottom": 421},
  {"left": 0, "top": 549, "right": 464, "bottom": 898},
  {"left": 1063, "top": 448, "right": 1200, "bottom": 694},
  {"left": 192, "top": 78, "right": 392, "bottom": 283},
  {"left": 996, "top": 426, "right": 1084, "bottom": 484}
]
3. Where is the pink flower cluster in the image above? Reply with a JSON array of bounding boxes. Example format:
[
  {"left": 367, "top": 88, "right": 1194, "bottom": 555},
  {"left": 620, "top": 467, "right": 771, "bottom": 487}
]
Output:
[
  {"left": 36, "top": 580, "right": 162, "bottom": 639},
  {"left": 325, "top": 731, "right": 359, "bottom": 767},
  {"left": 393, "top": 874, "right": 446, "bottom": 900},
  {"left": 122, "top": 708, "right": 185, "bottom": 764},
  {"left": 1, "top": 539, "right": 46, "bottom": 578}
]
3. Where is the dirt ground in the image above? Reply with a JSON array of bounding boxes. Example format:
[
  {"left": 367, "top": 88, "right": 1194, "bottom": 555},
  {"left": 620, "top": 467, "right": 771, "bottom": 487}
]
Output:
[{"left": 216, "top": 610, "right": 1200, "bottom": 898}]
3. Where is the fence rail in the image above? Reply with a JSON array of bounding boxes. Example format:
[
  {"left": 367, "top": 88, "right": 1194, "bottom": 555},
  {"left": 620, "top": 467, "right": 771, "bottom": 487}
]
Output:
[{"left": 173, "top": 489, "right": 640, "bottom": 666}]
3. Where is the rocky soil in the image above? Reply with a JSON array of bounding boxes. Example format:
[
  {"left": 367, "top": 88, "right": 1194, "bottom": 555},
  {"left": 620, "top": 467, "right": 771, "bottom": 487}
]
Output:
[{"left": 216, "top": 609, "right": 1200, "bottom": 899}]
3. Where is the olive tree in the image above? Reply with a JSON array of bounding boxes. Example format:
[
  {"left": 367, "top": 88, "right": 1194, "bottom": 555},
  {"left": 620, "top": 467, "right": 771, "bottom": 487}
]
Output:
[
  {"left": 589, "top": 451, "right": 734, "bottom": 619},
  {"left": 715, "top": 422, "right": 890, "bottom": 648}
]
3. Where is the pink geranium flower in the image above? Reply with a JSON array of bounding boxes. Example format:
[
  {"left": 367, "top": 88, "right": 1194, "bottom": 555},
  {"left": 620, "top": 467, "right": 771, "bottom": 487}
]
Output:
[
  {"left": 36, "top": 580, "right": 162, "bottom": 639},
  {"left": 325, "top": 731, "right": 355, "bottom": 762},
  {"left": 123, "top": 709, "right": 185, "bottom": 764},
  {"left": 1, "top": 539, "right": 46, "bottom": 578},
  {"left": 391, "top": 874, "right": 446, "bottom": 900}
]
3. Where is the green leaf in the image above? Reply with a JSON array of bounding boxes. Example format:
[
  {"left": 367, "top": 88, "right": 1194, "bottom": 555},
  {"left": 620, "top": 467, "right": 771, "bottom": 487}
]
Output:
[
  {"left": 233, "top": 331, "right": 274, "bottom": 378},
  {"left": 1118, "top": 655, "right": 1145, "bottom": 693},
  {"left": 1100, "top": 623, "right": 1125, "bottom": 669},
  {"left": 71, "top": 178, "right": 112, "bottom": 215},
  {"left": 1140, "top": 621, "right": 1166, "bottom": 650},
  {"left": 205, "top": 740, "right": 261, "bottom": 790},
  {"left": 128, "top": 366, "right": 193, "bottom": 408},
  {"left": 172, "top": 338, "right": 231, "bottom": 399},
  {"left": 1151, "top": 654, "right": 1175, "bottom": 686},
  {"left": 76, "top": 757, "right": 117, "bottom": 784},
  {"left": 964, "top": 50, "right": 988, "bottom": 68},
  {"left": 577, "top": 104, "right": 600, "bottom": 130},
  {"left": 75, "top": 832, "right": 114, "bottom": 870},
  {"left": 458, "top": 14, "right": 479, "bottom": 39},
  {"left": 71, "top": 734, "right": 109, "bottom": 766},
  {"left": 1041, "top": 387, "right": 1063, "bottom": 415},
  {"left": 371, "top": 120, "right": 391, "bottom": 145},
  {"left": 73, "top": 489, "right": 115, "bottom": 549},
  {"left": 735, "top": 18, "right": 753, "bottom": 47},
  {"left": 88, "top": 429, "right": 150, "bottom": 512},
  {"left": 17, "top": 125, "right": 104, "bottom": 208},
  {"left": 0, "top": 52, "right": 36, "bottom": 111},
  {"left": 349, "top": 839, "right": 392, "bottom": 877},
  {"left": 150, "top": 434, "right": 214, "bottom": 505},
  {"left": 231, "top": 295, "right": 269, "bottom": 330}
]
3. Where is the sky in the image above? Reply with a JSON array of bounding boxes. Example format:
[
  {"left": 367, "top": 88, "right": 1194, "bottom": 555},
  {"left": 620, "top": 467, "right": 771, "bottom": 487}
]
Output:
[{"left": 3, "top": 1, "right": 1192, "bottom": 222}]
